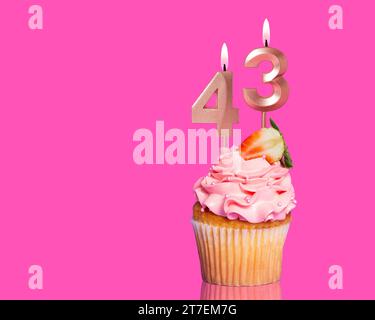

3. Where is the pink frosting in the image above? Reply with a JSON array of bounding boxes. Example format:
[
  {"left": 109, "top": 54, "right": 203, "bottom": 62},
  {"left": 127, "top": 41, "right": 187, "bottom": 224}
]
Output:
[{"left": 193, "top": 148, "right": 296, "bottom": 223}]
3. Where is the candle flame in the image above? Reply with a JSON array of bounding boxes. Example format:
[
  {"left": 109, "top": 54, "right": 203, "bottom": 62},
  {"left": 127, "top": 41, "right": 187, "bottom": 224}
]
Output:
[
  {"left": 263, "top": 18, "right": 270, "bottom": 46},
  {"left": 221, "top": 42, "right": 228, "bottom": 71}
]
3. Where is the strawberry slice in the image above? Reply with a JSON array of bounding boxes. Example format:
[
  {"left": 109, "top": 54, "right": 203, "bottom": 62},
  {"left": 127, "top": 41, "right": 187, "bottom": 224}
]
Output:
[{"left": 240, "top": 127, "right": 284, "bottom": 164}]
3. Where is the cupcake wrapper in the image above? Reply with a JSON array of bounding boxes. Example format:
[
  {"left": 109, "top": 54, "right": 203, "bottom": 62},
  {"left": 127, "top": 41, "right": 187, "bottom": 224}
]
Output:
[
  {"left": 192, "top": 219, "right": 290, "bottom": 286},
  {"left": 200, "top": 281, "right": 282, "bottom": 300}
]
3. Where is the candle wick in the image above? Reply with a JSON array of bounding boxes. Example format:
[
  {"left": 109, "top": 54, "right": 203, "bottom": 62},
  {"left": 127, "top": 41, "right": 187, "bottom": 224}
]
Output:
[
  {"left": 223, "top": 64, "right": 227, "bottom": 72},
  {"left": 265, "top": 39, "right": 268, "bottom": 47}
]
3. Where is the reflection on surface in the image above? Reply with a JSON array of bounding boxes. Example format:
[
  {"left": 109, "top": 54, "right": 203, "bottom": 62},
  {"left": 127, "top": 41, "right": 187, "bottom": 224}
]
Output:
[{"left": 200, "top": 281, "right": 282, "bottom": 300}]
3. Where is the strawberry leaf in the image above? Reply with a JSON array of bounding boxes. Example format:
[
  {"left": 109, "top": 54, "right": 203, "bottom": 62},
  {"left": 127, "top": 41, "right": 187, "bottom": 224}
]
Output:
[
  {"left": 269, "top": 118, "right": 294, "bottom": 168},
  {"left": 270, "top": 118, "right": 280, "bottom": 132}
]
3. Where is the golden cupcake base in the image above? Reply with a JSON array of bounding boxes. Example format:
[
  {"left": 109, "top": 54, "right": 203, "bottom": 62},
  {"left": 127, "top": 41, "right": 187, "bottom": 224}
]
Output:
[{"left": 192, "top": 202, "right": 291, "bottom": 286}]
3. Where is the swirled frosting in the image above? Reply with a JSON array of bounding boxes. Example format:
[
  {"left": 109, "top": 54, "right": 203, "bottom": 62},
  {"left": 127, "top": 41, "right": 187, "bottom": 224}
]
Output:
[{"left": 193, "top": 148, "right": 296, "bottom": 223}]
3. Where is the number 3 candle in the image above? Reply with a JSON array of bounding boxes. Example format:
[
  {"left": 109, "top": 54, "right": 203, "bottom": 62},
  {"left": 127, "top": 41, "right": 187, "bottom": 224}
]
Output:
[
  {"left": 243, "top": 19, "right": 289, "bottom": 128},
  {"left": 192, "top": 43, "right": 239, "bottom": 146}
]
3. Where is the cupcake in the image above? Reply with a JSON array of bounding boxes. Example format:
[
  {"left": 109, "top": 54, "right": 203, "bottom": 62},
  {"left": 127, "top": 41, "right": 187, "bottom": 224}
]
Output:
[{"left": 192, "top": 120, "right": 296, "bottom": 286}]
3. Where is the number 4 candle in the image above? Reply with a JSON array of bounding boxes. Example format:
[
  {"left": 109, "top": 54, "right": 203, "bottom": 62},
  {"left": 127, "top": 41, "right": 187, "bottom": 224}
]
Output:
[
  {"left": 243, "top": 19, "right": 289, "bottom": 128},
  {"left": 192, "top": 43, "right": 239, "bottom": 147}
]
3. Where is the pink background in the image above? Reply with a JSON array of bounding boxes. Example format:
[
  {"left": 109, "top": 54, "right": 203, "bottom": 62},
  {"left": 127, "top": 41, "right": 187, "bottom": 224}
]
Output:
[{"left": 0, "top": 0, "right": 374, "bottom": 299}]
